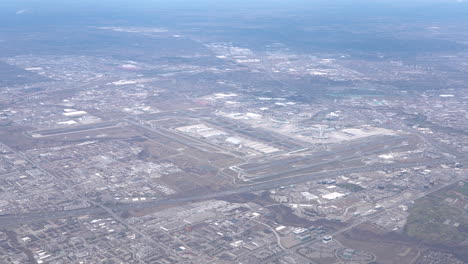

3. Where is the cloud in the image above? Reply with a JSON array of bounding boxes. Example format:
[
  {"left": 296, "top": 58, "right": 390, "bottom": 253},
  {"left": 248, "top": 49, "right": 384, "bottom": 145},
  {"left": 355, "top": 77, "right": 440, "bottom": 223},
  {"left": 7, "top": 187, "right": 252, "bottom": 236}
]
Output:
[{"left": 15, "top": 9, "right": 31, "bottom": 15}]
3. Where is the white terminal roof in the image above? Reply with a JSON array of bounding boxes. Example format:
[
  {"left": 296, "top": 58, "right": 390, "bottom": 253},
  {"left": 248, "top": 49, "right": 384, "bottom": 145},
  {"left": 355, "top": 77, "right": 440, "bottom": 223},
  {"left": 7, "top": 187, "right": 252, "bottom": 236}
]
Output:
[
  {"left": 301, "top": 191, "right": 318, "bottom": 200},
  {"left": 322, "top": 192, "right": 345, "bottom": 200},
  {"left": 63, "top": 111, "right": 87, "bottom": 117}
]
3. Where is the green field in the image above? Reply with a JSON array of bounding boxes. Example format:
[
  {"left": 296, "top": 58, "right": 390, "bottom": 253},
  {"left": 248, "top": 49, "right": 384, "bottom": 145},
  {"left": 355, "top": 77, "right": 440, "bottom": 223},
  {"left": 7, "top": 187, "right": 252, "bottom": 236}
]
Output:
[
  {"left": 404, "top": 182, "right": 467, "bottom": 245},
  {"left": 453, "top": 182, "right": 468, "bottom": 196},
  {"left": 337, "top": 183, "right": 365, "bottom": 192}
]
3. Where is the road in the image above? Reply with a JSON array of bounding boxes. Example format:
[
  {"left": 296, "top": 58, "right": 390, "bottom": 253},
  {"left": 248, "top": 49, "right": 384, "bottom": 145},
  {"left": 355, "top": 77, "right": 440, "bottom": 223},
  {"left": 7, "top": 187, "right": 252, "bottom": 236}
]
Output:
[{"left": 253, "top": 219, "right": 286, "bottom": 250}]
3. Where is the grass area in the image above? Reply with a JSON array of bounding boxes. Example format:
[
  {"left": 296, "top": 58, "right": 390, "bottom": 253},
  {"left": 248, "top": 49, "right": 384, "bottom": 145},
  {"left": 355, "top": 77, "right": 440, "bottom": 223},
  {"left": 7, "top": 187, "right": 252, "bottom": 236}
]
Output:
[
  {"left": 385, "top": 183, "right": 406, "bottom": 191},
  {"left": 453, "top": 181, "right": 468, "bottom": 196},
  {"left": 404, "top": 186, "right": 467, "bottom": 245},
  {"left": 337, "top": 183, "right": 364, "bottom": 192}
]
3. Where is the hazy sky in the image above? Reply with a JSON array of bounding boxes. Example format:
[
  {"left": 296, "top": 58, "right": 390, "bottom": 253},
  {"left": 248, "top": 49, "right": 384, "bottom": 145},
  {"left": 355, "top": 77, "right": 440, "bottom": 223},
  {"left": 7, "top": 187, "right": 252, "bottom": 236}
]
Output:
[{"left": 3, "top": 0, "right": 468, "bottom": 27}]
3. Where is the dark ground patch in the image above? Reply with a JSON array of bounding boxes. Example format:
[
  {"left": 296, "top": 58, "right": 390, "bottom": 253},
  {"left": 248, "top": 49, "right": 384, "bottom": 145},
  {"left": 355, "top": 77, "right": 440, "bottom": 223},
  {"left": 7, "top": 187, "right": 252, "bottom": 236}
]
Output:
[{"left": 264, "top": 204, "right": 314, "bottom": 228}]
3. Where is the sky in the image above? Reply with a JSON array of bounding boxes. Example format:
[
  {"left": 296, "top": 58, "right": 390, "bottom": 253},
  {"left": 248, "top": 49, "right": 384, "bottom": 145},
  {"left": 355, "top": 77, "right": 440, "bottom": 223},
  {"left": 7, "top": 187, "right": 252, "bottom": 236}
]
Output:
[{"left": 2, "top": 0, "right": 468, "bottom": 27}]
